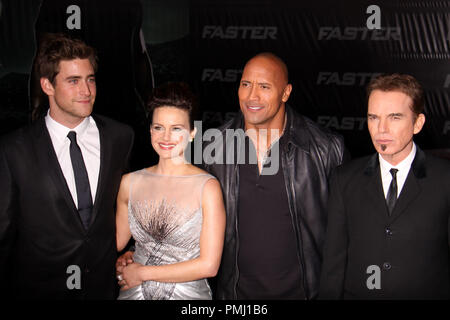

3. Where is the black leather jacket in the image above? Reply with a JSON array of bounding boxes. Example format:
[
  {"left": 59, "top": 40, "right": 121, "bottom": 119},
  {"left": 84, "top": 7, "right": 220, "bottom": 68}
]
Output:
[{"left": 203, "top": 105, "right": 347, "bottom": 299}]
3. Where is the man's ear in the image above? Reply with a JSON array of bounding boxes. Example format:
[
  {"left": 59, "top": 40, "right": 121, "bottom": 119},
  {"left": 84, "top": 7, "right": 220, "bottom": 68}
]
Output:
[
  {"left": 413, "top": 113, "right": 425, "bottom": 135},
  {"left": 282, "top": 83, "right": 292, "bottom": 103},
  {"left": 40, "top": 77, "right": 54, "bottom": 96}
]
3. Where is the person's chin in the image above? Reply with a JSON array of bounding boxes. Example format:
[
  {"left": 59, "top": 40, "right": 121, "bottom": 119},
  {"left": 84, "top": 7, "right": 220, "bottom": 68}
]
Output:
[
  {"left": 156, "top": 149, "right": 183, "bottom": 159},
  {"left": 377, "top": 147, "right": 396, "bottom": 157},
  {"left": 75, "top": 105, "right": 94, "bottom": 117},
  {"left": 244, "top": 114, "right": 266, "bottom": 126}
]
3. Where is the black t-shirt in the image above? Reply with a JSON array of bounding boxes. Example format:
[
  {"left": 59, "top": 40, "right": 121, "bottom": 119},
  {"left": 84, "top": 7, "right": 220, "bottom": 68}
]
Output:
[{"left": 236, "top": 135, "right": 304, "bottom": 299}]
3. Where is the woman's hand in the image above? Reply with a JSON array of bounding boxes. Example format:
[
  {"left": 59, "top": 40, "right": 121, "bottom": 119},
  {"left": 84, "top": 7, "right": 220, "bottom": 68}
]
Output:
[
  {"left": 118, "top": 262, "right": 144, "bottom": 290},
  {"left": 116, "top": 250, "right": 134, "bottom": 275}
]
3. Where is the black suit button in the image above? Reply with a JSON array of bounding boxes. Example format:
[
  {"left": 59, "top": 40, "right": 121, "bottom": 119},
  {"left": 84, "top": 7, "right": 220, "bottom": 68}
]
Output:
[
  {"left": 385, "top": 227, "right": 393, "bottom": 235},
  {"left": 85, "top": 266, "right": 90, "bottom": 273},
  {"left": 383, "top": 262, "right": 391, "bottom": 270}
]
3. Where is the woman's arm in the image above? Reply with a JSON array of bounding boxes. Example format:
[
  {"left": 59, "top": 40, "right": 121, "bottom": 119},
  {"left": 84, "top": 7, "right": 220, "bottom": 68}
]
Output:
[
  {"left": 120, "top": 178, "right": 226, "bottom": 288},
  {"left": 116, "top": 173, "right": 132, "bottom": 252}
]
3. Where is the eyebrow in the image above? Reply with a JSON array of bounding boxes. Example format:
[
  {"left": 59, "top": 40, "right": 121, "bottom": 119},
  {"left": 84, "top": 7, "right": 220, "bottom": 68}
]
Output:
[
  {"left": 389, "top": 113, "right": 404, "bottom": 117},
  {"left": 152, "top": 123, "right": 187, "bottom": 127},
  {"left": 367, "top": 113, "right": 404, "bottom": 117},
  {"left": 64, "top": 74, "right": 95, "bottom": 80},
  {"left": 240, "top": 80, "right": 272, "bottom": 86}
]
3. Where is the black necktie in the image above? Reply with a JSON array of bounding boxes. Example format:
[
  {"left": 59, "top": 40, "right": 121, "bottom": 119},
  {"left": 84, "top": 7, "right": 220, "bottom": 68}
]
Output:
[
  {"left": 67, "top": 131, "right": 93, "bottom": 229},
  {"left": 386, "top": 168, "right": 398, "bottom": 215}
]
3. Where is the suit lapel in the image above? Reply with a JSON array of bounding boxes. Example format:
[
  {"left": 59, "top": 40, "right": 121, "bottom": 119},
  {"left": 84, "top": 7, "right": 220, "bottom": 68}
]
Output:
[
  {"left": 31, "top": 118, "right": 86, "bottom": 231},
  {"left": 389, "top": 148, "right": 426, "bottom": 223},
  {"left": 90, "top": 115, "right": 109, "bottom": 228},
  {"left": 363, "top": 154, "right": 389, "bottom": 221}
]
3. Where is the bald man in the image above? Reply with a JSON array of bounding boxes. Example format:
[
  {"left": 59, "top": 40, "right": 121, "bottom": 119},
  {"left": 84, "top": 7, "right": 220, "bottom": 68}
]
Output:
[{"left": 202, "top": 53, "right": 348, "bottom": 299}]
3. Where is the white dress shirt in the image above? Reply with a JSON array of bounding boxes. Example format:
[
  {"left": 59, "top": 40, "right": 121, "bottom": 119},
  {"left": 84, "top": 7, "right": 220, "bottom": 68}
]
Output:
[
  {"left": 45, "top": 112, "right": 100, "bottom": 207},
  {"left": 379, "top": 143, "right": 416, "bottom": 199}
]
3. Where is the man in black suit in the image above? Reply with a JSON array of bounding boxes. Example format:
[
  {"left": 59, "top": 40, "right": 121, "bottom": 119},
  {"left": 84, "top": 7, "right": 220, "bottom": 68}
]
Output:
[
  {"left": 319, "top": 73, "right": 450, "bottom": 299},
  {"left": 0, "top": 34, "right": 134, "bottom": 299}
]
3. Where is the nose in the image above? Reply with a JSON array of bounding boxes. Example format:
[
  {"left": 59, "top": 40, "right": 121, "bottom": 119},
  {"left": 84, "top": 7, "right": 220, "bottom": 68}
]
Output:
[
  {"left": 163, "top": 128, "right": 171, "bottom": 141},
  {"left": 247, "top": 84, "right": 259, "bottom": 101},
  {"left": 378, "top": 118, "right": 388, "bottom": 133},
  {"left": 79, "top": 80, "right": 92, "bottom": 97}
]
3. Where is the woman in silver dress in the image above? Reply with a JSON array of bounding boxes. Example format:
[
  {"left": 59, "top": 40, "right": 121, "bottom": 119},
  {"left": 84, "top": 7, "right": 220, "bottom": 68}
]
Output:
[{"left": 115, "top": 82, "right": 226, "bottom": 300}]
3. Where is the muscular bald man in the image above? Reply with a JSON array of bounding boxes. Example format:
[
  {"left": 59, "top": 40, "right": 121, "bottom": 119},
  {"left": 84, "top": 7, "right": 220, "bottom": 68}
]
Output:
[{"left": 202, "top": 53, "right": 348, "bottom": 299}]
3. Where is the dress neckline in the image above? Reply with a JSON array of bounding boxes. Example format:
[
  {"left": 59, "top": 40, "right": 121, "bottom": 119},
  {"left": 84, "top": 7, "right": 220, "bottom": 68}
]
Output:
[{"left": 141, "top": 168, "right": 209, "bottom": 178}]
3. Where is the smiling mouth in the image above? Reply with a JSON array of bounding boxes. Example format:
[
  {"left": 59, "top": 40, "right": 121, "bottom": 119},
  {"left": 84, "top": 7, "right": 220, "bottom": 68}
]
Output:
[
  {"left": 247, "top": 105, "right": 264, "bottom": 111},
  {"left": 158, "top": 143, "right": 176, "bottom": 150}
]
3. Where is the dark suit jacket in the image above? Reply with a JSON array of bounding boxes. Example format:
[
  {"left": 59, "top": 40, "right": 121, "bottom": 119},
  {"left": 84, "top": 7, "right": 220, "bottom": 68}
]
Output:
[
  {"left": 0, "top": 114, "right": 134, "bottom": 299},
  {"left": 319, "top": 147, "right": 450, "bottom": 299}
]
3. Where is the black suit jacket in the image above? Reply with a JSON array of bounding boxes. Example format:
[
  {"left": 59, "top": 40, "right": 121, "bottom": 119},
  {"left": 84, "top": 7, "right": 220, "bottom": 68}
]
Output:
[
  {"left": 0, "top": 114, "right": 134, "bottom": 299},
  {"left": 319, "top": 147, "right": 450, "bottom": 299}
]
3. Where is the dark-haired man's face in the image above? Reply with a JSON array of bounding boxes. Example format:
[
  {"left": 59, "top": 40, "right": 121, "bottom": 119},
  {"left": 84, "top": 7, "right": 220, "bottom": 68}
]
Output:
[
  {"left": 41, "top": 58, "right": 96, "bottom": 128},
  {"left": 367, "top": 90, "right": 425, "bottom": 165}
]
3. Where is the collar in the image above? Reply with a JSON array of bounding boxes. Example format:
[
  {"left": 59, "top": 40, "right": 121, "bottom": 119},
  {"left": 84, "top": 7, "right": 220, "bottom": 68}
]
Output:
[
  {"left": 231, "top": 104, "right": 310, "bottom": 153},
  {"left": 45, "top": 110, "right": 91, "bottom": 143},
  {"left": 378, "top": 143, "right": 416, "bottom": 176},
  {"left": 364, "top": 143, "right": 426, "bottom": 179},
  {"left": 282, "top": 104, "right": 310, "bottom": 153}
]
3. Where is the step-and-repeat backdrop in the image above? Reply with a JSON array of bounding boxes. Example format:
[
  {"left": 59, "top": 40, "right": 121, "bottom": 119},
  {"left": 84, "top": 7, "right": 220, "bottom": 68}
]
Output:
[{"left": 1, "top": 0, "right": 449, "bottom": 166}]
